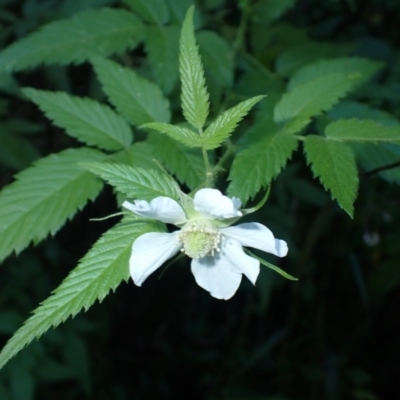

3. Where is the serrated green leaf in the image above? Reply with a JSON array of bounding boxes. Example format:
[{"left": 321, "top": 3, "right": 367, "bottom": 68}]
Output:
[
  {"left": 22, "top": 88, "right": 132, "bottom": 151},
  {"left": 304, "top": 135, "right": 358, "bottom": 217},
  {"left": 0, "top": 8, "right": 144, "bottom": 73},
  {"left": 325, "top": 119, "right": 400, "bottom": 142},
  {"left": 0, "top": 148, "right": 105, "bottom": 262},
  {"left": 197, "top": 31, "right": 234, "bottom": 88},
  {"left": 141, "top": 122, "right": 203, "bottom": 148},
  {"left": 0, "top": 216, "right": 163, "bottom": 370},
  {"left": 82, "top": 162, "right": 181, "bottom": 200},
  {"left": 202, "top": 95, "right": 265, "bottom": 150},
  {"left": 329, "top": 101, "right": 400, "bottom": 127},
  {"left": 179, "top": 6, "right": 209, "bottom": 129},
  {"left": 91, "top": 57, "right": 171, "bottom": 126},
  {"left": 123, "top": 0, "right": 169, "bottom": 25},
  {"left": 289, "top": 57, "right": 383, "bottom": 90},
  {"left": 111, "top": 142, "right": 158, "bottom": 170},
  {"left": 228, "top": 131, "right": 298, "bottom": 202},
  {"left": 149, "top": 134, "right": 204, "bottom": 190},
  {"left": 274, "top": 73, "right": 359, "bottom": 129},
  {"left": 145, "top": 26, "right": 180, "bottom": 94}
]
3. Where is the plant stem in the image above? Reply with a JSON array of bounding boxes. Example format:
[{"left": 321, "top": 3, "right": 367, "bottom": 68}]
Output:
[
  {"left": 212, "top": 139, "right": 236, "bottom": 175},
  {"left": 232, "top": 0, "right": 251, "bottom": 55},
  {"left": 199, "top": 128, "right": 213, "bottom": 187}
]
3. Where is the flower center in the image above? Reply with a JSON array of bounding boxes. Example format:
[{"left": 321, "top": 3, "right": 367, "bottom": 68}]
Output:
[{"left": 179, "top": 220, "right": 221, "bottom": 259}]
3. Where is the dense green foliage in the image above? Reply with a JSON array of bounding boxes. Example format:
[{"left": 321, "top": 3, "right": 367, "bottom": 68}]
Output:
[{"left": 1, "top": 0, "right": 400, "bottom": 399}]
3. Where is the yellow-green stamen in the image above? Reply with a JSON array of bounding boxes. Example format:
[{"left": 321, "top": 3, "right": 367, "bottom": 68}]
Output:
[{"left": 179, "top": 220, "right": 221, "bottom": 259}]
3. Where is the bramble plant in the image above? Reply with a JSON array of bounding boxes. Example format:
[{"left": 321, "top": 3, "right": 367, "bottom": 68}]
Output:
[{"left": 0, "top": 1, "right": 400, "bottom": 380}]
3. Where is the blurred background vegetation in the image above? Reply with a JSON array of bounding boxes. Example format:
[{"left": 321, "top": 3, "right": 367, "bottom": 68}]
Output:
[{"left": 1, "top": 0, "right": 400, "bottom": 399}]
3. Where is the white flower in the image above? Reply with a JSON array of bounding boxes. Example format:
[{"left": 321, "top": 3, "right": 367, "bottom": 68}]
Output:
[{"left": 122, "top": 188, "right": 288, "bottom": 300}]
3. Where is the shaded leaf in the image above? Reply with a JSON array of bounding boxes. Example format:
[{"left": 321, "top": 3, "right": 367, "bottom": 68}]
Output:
[
  {"left": 352, "top": 142, "right": 400, "bottom": 184},
  {"left": 0, "top": 8, "right": 144, "bottom": 73},
  {"left": 275, "top": 41, "right": 352, "bottom": 76},
  {"left": 0, "top": 129, "right": 39, "bottom": 170},
  {"left": 197, "top": 30, "right": 234, "bottom": 87},
  {"left": 304, "top": 135, "right": 358, "bottom": 216},
  {"left": 167, "top": 0, "right": 193, "bottom": 23},
  {"left": 289, "top": 57, "right": 383, "bottom": 90},
  {"left": 145, "top": 26, "right": 180, "bottom": 93},
  {"left": 123, "top": 0, "right": 169, "bottom": 25},
  {"left": 328, "top": 101, "right": 400, "bottom": 127},
  {"left": 149, "top": 134, "right": 204, "bottom": 189},
  {"left": 325, "top": 119, "right": 400, "bottom": 142}
]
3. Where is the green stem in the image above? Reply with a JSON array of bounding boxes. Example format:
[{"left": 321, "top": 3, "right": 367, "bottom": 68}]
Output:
[
  {"left": 199, "top": 128, "right": 213, "bottom": 187},
  {"left": 232, "top": 1, "right": 251, "bottom": 55},
  {"left": 212, "top": 140, "right": 236, "bottom": 175}
]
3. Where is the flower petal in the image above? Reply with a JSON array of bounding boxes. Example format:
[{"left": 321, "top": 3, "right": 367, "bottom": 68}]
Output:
[
  {"left": 221, "top": 222, "right": 288, "bottom": 257},
  {"left": 130, "top": 231, "right": 182, "bottom": 286},
  {"left": 123, "top": 197, "right": 187, "bottom": 225},
  {"left": 193, "top": 188, "right": 242, "bottom": 220},
  {"left": 221, "top": 237, "right": 260, "bottom": 285},
  {"left": 191, "top": 253, "right": 242, "bottom": 300}
]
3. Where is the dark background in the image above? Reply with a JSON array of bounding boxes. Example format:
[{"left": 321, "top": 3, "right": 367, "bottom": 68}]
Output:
[{"left": 1, "top": 0, "right": 400, "bottom": 399}]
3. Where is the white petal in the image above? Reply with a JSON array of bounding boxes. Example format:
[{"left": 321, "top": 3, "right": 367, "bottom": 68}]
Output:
[
  {"left": 232, "top": 197, "right": 242, "bottom": 209},
  {"left": 191, "top": 253, "right": 242, "bottom": 300},
  {"left": 130, "top": 231, "right": 182, "bottom": 286},
  {"left": 274, "top": 239, "right": 288, "bottom": 257},
  {"left": 221, "top": 222, "right": 288, "bottom": 257},
  {"left": 193, "top": 188, "right": 242, "bottom": 220},
  {"left": 221, "top": 237, "right": 260, "bottom": 285},
  {"left": 123, "top": 197, "right": 187, "bottom": 224}
]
